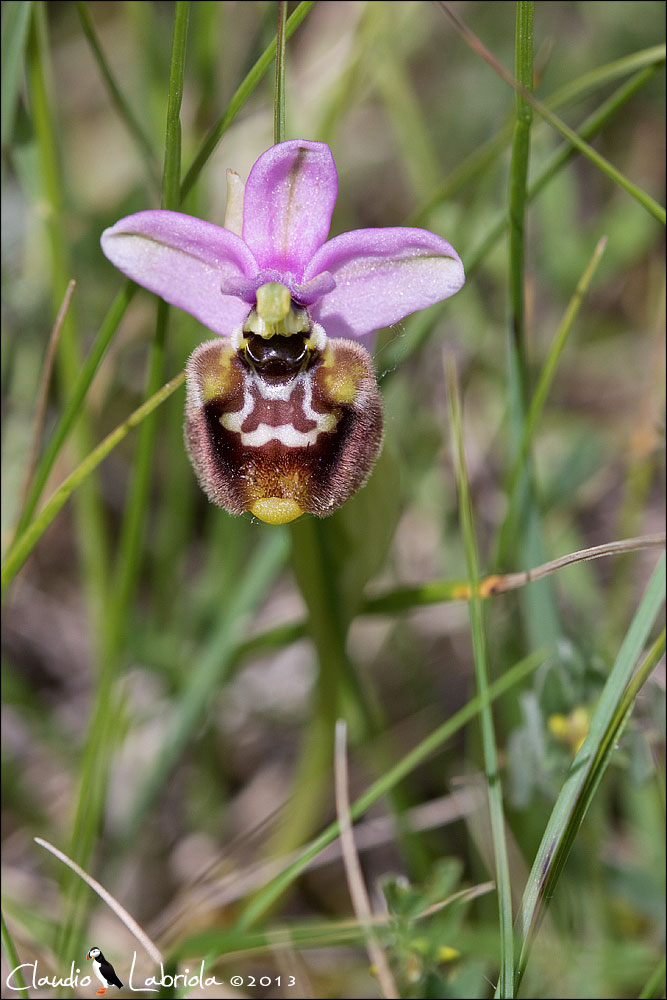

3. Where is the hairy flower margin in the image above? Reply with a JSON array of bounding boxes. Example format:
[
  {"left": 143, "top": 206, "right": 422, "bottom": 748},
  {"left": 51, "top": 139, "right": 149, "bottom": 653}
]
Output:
[{"left": 101, "top": 139, "right": 465, "bottom": 523}]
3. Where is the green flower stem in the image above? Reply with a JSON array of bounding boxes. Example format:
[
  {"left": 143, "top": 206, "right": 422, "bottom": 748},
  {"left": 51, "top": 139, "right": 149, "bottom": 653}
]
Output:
[
  {"left": 286, "top": 513, "right": 430, "bottom": 889},
  {"left": 263, "top": 519, "right": 349, "bottom": 871},
  {"left": 75, "top": 0, "right": 160, "bottom": 189},
  {"left": 181, "top": 0, "right": 315, "bottom": 200},
  {"left": 514, "top": 557, "right": 666, "bottom": 990},
  {"left": 26, "top": 1, "right": 109, "bottom": 622},
  {"left": 446, "top": 357, "right": 515, "bottom": 997},
  {"left": 237, "top": 648, "right": 545, "bottom": 930},
  {"left": 274, "top": 1, "right": 287, "bottom": 145}
]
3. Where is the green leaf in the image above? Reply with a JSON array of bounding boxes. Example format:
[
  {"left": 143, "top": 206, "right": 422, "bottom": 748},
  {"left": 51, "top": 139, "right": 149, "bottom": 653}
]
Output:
[
  {"left": 515, "top": 554, "right": 666, "bottom": 988},
  {"left": 1, "top": 1, "right": 33, "bottom": 149}
]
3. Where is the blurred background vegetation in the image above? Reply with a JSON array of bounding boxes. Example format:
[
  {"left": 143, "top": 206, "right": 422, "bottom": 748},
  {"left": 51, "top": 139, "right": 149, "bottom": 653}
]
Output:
[{"left": 1, "top": 2, "right": 665, "bottom": 997}]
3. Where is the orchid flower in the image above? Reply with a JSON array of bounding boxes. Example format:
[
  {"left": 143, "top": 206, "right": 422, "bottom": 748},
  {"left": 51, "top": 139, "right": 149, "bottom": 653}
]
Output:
[{"left": 101, "top": 140, "right": 465, "bottom": 524}]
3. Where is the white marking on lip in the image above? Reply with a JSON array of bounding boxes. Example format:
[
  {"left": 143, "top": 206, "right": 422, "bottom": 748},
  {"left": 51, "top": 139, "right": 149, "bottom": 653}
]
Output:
[
  {"left": 220, "top": 368, "right": 339, "bottom": 447},
  {"left": 254, "top": 378, "right": 294, "bottom": 401},
  {"left": 236, "top": 419, "right": 337, "bottom": 448}
]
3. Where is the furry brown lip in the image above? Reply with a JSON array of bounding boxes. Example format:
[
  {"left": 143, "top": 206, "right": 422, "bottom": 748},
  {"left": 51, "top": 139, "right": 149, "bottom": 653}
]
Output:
[{"left": 184, "top": 334, "right": 384, "bottom": 524}]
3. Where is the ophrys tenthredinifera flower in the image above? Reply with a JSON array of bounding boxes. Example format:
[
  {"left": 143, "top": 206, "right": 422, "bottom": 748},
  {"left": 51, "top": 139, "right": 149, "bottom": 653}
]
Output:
[{"left": 101, "top": 140, "right": 464, "bottom": 523}]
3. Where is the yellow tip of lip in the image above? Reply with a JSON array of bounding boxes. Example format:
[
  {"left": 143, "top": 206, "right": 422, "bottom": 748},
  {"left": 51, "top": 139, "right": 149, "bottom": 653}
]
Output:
[{"left": 251, "top": 498, "right": 304, "bottom": 525}]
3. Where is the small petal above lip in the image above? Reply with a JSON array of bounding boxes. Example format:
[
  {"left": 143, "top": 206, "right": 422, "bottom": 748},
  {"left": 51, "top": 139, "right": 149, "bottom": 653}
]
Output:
[
  {"left": 304, "top": 228, "right": 465, "bottom": 338},
  {"left": 242, "top": 140, "right": 338, "bottom": 280},
  {"left": 101, "top": 210, "right": 258, "bottom": 336}
]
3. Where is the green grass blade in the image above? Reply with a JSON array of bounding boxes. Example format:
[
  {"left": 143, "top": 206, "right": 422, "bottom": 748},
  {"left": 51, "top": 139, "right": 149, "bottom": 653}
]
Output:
[
  {"left": 517, "top": 237, "right": 607, "bottom": 470},
  {"left": 412, "top": 43, "right": 665, "bottom": 226},
  {"left": 370, "top": 2, "right": 441, "bottom": 199},
  {"left": 75, "top": 0, "right": 159, "bottom": 188},
  {"left": 1, "top": 372, "right": 185, "bottom": 596},
  {"left": 639, "top": 956, "right": 667, "bottom": 1000},
  {"left": 180, "top": 0, "right": 315, "bottom": 200},
  {"left": 526, "top": 84, "right": 665, "bottom": 225},
  {"left": 503, "top": 0, "right": 561, "bottom": 651},
  {"left": 441, "top": 3, "right": 665, "bottom": 225},
  {"left": 508, "top": 0, "right": 533, "bottom": 404},
  {"left": 104, "top": 0, "right": 189, "bottom": 631},
  {"left": 10, "top": 282, "right": 136, "bottom": 543},
  {"left": 58, "top": 9, "right": 192, "bottom": 953},
  {"left": 466, "top": 63, "right": 661, "bottom": 275},
  {"left": 237, "top": 648, "right": 545, "bottom": 930},
  {"left": 117, "top": 530, "right": 290, "bottom": 844},
  {"left": 543, "top": 43, "right": 665, "bottom": 109},
  {"left": 496, "top": 236, "right": 607, "bottom": 568},
  {"left": 515, "top": 553, "right": 666, "bottom": 989},
  {"left": 26, "top": 1, "right": 110, "bottom": 622},
  {"left": 141, "top": 536, "right": 664, "bottom": 679},
  {"left": 446, "top": 356, "right": 515, "bottom": 997},
  {"left": 161, "top": 1, "right": 189, "bottom": 210},
  {"left": 385, "top": 62, "right": 663, "bottom": 380},
  {"left": 1, "top": 910, "right": 30, "bottom": 1000},
  {"left": 1, "top": 0, "right": 33, "bottom": 149}
]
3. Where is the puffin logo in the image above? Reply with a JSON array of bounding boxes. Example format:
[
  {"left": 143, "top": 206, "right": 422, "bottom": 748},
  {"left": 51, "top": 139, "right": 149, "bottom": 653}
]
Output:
[{"left": 86, "top": 947, "right": 124, "bottom": 994}]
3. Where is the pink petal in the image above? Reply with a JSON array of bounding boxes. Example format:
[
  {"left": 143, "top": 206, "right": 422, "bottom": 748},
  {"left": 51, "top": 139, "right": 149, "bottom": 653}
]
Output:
[
  {"left": 101, "top": 210, "right": 258, "bottom": 336},
  {"left": 304, "top": 228, "right": 465, "bottom": 338},
  {"left": 242, "top": 140, "right": 338, "bottom": 280}
]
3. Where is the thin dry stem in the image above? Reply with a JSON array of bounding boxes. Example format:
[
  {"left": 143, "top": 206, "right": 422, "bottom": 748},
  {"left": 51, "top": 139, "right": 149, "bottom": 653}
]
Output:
[
  {"left": 269, "top": 927, "right": 315, "bottom": 1000},
  {"left": 34, "top": 837, "right": 163, "bottom": 965},
  {"left": 482, "top": 534, "right": 666, "bottom": 596},
  {"left": 419, "top": 880, "right": 496, "bottom": 919},
  {"left": 334, "top": 720, "right": 399, "bottom": 1000}
]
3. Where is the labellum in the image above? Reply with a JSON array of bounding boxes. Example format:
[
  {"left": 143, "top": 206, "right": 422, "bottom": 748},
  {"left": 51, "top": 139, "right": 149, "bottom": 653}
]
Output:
[{"left": 185, "top": 283, "right": 383, "bottom": 525}]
